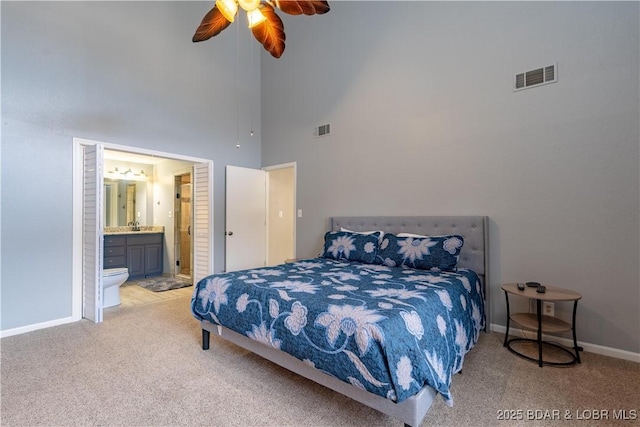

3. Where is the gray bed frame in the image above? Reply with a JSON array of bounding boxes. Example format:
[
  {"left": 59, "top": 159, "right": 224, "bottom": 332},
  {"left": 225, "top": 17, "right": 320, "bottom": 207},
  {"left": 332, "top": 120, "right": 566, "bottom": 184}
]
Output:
[{"left": 200, "top": 216, "right": 489, "bottom": 427}]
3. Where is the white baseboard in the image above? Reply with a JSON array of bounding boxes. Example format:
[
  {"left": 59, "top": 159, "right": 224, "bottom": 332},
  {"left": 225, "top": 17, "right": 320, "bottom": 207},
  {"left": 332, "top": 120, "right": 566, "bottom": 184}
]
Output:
[
  {"left": 490, "top": 323, "right": 640, "bottom": 363},
  {"left": 2, "top": 318, "right": 638, "bottom": 364},
  {"left": 0, "top": 316, "right": 76, "bottom": 339}
]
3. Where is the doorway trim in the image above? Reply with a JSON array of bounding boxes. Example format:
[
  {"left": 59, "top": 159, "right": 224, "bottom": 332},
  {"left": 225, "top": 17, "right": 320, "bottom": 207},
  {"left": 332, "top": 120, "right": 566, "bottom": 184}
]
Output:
[{"left": 71, "top": 137, "right": 214, "bottom": 322}]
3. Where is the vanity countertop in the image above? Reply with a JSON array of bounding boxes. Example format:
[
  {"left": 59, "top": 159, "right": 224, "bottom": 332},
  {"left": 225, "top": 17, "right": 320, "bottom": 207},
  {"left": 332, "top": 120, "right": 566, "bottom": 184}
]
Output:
[{"left": 104, "top": 226, "right": 164, "bottom": 235}]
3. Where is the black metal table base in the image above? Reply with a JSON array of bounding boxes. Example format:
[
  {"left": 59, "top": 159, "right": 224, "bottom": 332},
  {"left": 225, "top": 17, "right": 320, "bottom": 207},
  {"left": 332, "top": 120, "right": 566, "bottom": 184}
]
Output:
[
  {"left": 506, "top": 337, "right": 579, "bottom": 366},
  {"left": 503, "top": 289, "right": 581, "bottom": 367}
]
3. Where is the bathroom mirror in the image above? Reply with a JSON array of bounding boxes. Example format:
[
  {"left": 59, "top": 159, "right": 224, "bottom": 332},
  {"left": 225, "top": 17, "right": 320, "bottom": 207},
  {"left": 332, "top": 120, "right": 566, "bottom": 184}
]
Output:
[{"left": 104, "top": 179, "right": 149, "bottom": 226}]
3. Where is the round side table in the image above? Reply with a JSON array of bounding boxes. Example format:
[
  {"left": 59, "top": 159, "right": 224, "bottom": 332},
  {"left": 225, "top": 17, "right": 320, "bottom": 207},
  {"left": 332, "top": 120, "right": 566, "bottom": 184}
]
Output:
[{"left": 502, "top": 283, "right": 582, "bottom": 367}]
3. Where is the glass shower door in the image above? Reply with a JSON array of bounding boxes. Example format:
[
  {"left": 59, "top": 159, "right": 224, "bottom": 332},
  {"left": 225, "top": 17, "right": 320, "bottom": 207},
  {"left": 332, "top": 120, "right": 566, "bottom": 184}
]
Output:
[{"left": 175, "top": 174, "right": 192, "bottom": 279}]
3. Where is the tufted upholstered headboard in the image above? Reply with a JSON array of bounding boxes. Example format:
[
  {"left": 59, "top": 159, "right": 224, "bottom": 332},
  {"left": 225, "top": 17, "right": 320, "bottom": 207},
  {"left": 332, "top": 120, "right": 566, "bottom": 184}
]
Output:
[{"left": 331, "top": 216, "right": 490, "bottom": 320}]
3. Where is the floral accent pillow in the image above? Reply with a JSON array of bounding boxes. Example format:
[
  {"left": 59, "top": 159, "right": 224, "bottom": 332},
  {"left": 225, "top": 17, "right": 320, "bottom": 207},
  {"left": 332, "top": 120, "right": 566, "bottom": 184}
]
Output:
[
  {"left": 321, "top": 231, "right": 380, "bottom": 264},
  {"left": 375, "top": 233, "right": 464, "bottom": 271}
]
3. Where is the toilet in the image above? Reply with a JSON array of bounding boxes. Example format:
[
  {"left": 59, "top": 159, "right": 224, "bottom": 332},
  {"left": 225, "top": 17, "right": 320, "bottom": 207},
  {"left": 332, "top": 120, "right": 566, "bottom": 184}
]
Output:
[{"left": 102, "top": 268, "right": 129, "bottom": 308}]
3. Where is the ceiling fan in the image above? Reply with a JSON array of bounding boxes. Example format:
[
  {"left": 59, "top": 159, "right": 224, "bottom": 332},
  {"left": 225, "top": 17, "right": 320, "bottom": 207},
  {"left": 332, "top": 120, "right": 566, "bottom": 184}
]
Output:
[{"left": 192, "top": 0, "right": 330, "bottom": 58}]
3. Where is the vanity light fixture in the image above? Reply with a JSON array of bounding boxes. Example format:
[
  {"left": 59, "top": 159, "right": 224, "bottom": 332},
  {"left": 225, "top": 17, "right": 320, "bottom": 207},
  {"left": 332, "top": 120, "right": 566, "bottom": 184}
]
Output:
[
  {"left": 105, "top": 166, "right": 147, "bottom": 181},
  {"left": 192, "top": 0, "right": 330, "bottom": 58}
]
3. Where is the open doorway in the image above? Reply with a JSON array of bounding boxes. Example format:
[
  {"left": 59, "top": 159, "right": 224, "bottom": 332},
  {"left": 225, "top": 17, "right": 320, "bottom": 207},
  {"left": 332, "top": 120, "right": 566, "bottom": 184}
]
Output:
[
  {"left": 174, "top": 173, "right": 193, "bottom": 280},
  {"left": 224, "top": 162, "right": 296, "bottom": 272},
  {"left": 72, "top": 138, "right": 213, "bottom": 324},
  {"left": 266, "top": 165, "right": 296, "bottom": 266}
]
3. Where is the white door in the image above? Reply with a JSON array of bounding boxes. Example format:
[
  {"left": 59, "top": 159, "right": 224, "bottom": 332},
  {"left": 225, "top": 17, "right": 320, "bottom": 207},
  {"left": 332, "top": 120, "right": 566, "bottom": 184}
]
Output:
[
  {"left": 83, "top": 144, "right": 104, "bottom": 323},
  {"left": 193, "top": 162, "right": 213, "bottom": 283},
  {"left": 225, "top": 165, "right": 266, "bottom": 272}
]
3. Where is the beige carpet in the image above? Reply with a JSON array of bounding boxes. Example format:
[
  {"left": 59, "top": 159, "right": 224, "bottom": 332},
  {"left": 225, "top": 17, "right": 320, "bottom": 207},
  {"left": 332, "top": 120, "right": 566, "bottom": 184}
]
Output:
[{"left": 1, "top": 293, "right": 638, "bottom": 427}]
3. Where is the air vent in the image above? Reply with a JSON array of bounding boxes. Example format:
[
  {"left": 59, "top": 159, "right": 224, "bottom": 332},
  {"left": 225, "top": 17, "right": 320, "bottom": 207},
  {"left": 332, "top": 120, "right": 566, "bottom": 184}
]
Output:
[
  {"left": 314, "top": 123, "right": 331, "bottom": 137},
  {"left": 514, "top": 63, "right": 557, "bottom": 91}
]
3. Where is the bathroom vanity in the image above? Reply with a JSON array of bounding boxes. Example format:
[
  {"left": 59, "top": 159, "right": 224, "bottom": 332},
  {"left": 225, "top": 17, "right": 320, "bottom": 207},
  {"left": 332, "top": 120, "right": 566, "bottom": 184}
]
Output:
[{"left": 104, "top": 228, "right": 164, "bottom": 279}]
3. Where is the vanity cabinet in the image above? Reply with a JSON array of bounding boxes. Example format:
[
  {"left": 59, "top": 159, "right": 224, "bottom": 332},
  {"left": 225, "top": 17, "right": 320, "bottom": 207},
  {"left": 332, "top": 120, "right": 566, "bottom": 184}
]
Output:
[
  {"left": 104, "top": 236, "right": 126, "bottom": 268},
  {"left": 104, "top": 233, "right": 163, "bottom": 279},
  {"left": 126, "top": 246, "right": 145, "bottom": 278}
]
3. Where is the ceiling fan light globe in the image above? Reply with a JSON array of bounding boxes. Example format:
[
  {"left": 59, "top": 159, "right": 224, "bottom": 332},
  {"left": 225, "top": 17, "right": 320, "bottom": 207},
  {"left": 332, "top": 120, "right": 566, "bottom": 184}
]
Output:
[
  {"left": 247, "top": 8, "right": 267, "bottom": 28},
  {"left": 238, "top": 0, "right": 260, "bottom": 12},
  {"left": 216, "top": 0, "right": 238, "bottom": 22}
]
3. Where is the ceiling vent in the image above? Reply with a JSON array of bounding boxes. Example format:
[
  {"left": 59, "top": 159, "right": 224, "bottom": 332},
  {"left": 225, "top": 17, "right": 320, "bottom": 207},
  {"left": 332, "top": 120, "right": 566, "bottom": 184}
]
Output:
[
  {"left": 314, "top": 123, "right": 331, "bottom": 137},
  {"left": 514, "top": 63, "right": 557, "bottom": 91}
]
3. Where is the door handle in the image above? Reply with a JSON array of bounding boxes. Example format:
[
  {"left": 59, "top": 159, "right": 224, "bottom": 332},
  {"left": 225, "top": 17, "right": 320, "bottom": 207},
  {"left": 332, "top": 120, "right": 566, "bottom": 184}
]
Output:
[
  {"left": 188, "top": 225, "right": 191, "bottom": 236},
  {"left": 225, "top": 231, "right": 234, "bottom": 236}
]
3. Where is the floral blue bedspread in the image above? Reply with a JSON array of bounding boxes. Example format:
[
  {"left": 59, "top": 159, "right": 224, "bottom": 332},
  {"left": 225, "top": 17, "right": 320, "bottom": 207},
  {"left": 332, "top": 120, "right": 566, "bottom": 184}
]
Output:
[{"left": 191, "top": 258, "right": 485, "bottom": 405}]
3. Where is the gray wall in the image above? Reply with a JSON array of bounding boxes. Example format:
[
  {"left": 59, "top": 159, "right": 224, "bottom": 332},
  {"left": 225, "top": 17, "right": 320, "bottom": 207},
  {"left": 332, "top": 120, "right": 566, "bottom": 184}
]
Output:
[
  {"left": 1, "top": 2, "right": 261, "bottom": 330},
  {"left": 260, "top": 2, "right": 640, "bottom": 352}
]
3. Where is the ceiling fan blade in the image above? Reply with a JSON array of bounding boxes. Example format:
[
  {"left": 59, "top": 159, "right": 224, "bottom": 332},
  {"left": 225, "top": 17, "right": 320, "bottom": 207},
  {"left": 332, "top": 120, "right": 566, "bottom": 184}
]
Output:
[
  {"left": 192, "top": 6, "right": 232, "bottom": 42},
  {"left": 273, "top": 1, "right": 330, "bottom": 16},
  {"left": 251, "top": 4, "right": 286, "bottom": 58}
]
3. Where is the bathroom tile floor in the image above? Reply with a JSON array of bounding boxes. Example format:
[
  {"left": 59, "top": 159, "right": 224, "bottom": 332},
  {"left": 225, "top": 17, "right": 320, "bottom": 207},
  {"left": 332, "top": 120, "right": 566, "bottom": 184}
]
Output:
[{"left": 105, "top": 279, "right": 193, "bottom": 312}]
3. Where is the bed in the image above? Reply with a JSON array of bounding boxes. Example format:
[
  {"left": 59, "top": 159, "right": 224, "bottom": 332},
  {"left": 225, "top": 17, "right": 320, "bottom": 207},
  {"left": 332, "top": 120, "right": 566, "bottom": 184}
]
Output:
[{"left": 191, "top": 216, "right": 489, "bottom": 426}]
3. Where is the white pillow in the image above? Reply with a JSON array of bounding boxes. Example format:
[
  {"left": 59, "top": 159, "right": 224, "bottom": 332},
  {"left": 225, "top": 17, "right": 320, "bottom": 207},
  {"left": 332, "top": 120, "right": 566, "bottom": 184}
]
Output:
[
  {"left": 340, "top": 227, "right": 385, "bottom": 241},
  {"left": 398, "top": 232, "right": 454, "bottom": 239},
  {"left": 397, "top": 232, "right": 428, "bottom": 238}
]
